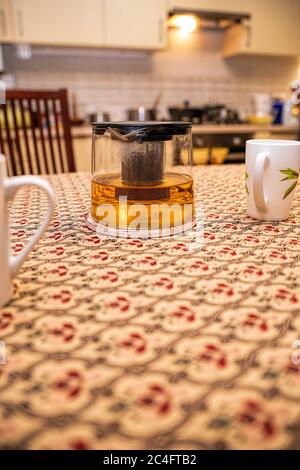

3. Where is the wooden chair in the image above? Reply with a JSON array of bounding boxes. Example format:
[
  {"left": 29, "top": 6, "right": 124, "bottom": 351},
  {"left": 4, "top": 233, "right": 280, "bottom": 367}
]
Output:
[{"left": 0, "top": 88, "right": 76, "bottom": 176}]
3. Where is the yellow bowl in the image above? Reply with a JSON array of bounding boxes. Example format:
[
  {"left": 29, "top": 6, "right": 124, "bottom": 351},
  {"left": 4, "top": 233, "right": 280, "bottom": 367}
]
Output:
[
  {"left": 247, "top": 115, "right": 273, "bottom": 125},
  {"left": 192, "top": 148, "right": 209, "bottom": 165},
  {"left": 211, "top": 147, "right": 229, "bottom": 164}
]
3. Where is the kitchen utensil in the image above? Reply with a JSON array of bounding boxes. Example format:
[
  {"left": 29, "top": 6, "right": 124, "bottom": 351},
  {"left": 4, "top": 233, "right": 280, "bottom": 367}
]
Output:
[
  {"left": 152, "top": 92, "right": 162, "bottom": 110},
  {"left": 127, "top": 107, "right": 157, "bottom": 122},
  {"left": 0, "top": 154, "right": 55, "bottom": 307},
  {"left": 252, "top": 94, "right": 272, "bottom": 116},
  {"left": 169, "top": 103, "right": 241, "bottom": 125},
  {"left": 246, "top": 139, "right": 300, "bottom": 221},
  {"left": 169, "top": 101, "right": 203, "bottom": 124}
]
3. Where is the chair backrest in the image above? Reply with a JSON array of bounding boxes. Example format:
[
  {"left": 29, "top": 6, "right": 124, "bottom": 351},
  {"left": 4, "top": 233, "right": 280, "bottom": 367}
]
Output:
[{"left": 0, "top": 88, "right": 76, "bottom": 176}]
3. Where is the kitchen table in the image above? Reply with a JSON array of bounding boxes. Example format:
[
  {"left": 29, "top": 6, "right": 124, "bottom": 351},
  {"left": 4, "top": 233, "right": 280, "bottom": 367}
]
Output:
[{"left": 1, "top": 165, "right": 300, "bottom": 450}]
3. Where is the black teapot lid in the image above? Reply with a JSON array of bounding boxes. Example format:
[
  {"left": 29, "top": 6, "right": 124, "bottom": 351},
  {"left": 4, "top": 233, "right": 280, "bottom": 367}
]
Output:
[{"left": 92, "top": 121, "right": 192, "bottom": 141}]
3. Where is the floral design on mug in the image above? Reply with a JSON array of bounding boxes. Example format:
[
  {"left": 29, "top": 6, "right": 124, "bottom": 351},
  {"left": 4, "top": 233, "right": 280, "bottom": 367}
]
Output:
[
  {"left": 280, "top": 168, "right": 299, "bottom": 200},
  {"left": 245, "top": 172, "right": 249, "bottom": 195}
]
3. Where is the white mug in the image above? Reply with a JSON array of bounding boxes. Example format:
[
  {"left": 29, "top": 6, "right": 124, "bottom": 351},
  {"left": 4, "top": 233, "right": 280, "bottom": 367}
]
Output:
[
  {"left": 0, "top": 155, "right": 55, "bottom": 307},
  {"left": 246, "top": 139, "right": 300, "bottom": 221}
]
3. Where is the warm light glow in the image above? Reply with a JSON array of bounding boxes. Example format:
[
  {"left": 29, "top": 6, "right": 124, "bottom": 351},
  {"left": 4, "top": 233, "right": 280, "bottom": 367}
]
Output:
[{"left": 169, "top": 14, "right": 199, "bottom": 36}]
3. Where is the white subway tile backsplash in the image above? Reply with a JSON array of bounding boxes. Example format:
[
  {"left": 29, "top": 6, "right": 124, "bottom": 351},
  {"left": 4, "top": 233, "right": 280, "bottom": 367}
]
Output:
[{"left": 3, "top": 33, "right": 299, "bottom": 120}]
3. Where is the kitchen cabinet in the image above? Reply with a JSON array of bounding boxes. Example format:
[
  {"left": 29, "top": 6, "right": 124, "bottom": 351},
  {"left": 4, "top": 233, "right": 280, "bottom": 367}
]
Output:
[
  {"left": 104, "top": 0, "right": 167, "bottom": 49},
  {"left": 167, "top": 1, "right": 246, "bottom": 13},
  {"left": 223, "top": 0, "right": 299, "bottom": 57},
  {"left": 0, "top": 0, "right": 14, "bottom": 41},
  {"left": 8, "top": 0, "right": 167, "bottom": 50},
  {"left": 11, "top": 0, "right": 104, "bottom": 46}
]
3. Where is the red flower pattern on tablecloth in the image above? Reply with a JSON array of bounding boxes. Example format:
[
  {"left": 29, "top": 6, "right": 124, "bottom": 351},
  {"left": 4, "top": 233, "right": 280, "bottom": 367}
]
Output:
[
  {"left": 137, "top": 383, "right": 171, "bottom": 415},
  {"left": 119, "top": 332, "right": 147, "bottom": 354},
  {"left": 171, "top": 305, "right": 196, "bottom": 323},
  {"left": 197, "top": 343, "right": 227, "bottom": 368},
  {"left": 53, "top": 369, "right": 83, "bottom": 399},
  {"left": 52, "top": 289, "right": 72, "bottom": 304},
  {"left": 275, "top": 288, "right": 298, "bottom": 304},
  {"left": 91, "top": 251, "right": 109, "bottom": 262},
  {"left": 109, "top": 295, "right": 130, "bottom": 313},
  {"left": 0, "top": 312, "right": 14, "bottom": 331}
]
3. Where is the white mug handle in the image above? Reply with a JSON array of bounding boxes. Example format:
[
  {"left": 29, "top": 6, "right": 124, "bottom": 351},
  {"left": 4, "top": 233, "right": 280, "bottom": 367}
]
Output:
[
  {"left": 253, "top": 152, "right": 269, "bottom": 212},
  {"left": 4, "top": 176, "right": 55, "bottom": 278}
]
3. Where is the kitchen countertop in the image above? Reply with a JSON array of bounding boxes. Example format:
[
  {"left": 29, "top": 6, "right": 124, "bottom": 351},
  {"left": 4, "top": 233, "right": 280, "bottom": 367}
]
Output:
[
  {"left": 191, "top": 124, "right": 299, "bottom": 134},
  {"left": 1, "top": 166, "right": 300, "bottom": 450},
  {"left": 71, "top": 124, "right": 299, "bottom": 138}
]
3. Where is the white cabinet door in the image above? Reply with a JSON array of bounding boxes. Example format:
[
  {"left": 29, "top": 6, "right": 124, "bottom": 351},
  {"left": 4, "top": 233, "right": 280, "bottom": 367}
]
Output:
[
  {"left": 0, "top": 0, "right": 14, "bottom": 41},
  {"left": 12, "top": 0, "right": 104, "bottom": 46},
  {"left": 223, "top": 0, "right": 297, "bottom": 57},
  {"left": 243, "top": 0, "right": 292, "bottom": 55},
  {"left": 167, "top": 1, "right": 245, "bottom": 13},
  {"left": 104, "top": 0, "right": 167, "bottom": 49}
]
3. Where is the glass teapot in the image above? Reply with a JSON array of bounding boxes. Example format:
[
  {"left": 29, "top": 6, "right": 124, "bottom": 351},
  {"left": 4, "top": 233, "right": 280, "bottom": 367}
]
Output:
[{"left": 86, "top": 121, "right": 194, "bottom": 238}]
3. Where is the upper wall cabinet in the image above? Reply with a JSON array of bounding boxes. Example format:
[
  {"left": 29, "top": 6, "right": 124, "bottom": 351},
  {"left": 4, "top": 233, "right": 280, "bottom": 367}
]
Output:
[
  {"left": 104, "top": 0, "right": 167, "bottom": 49},
  {"left": 0, "top": 0, "right": 14, "bottom": 41},
  {"left": 167, "top": 0, "right": 246, "bottom": 13},
  {"left": 223, "top": 0, "right": 299, "bottom": 57},
  {"left": 11, "top": 0, "right": 104, "bottom": 46},
  {"left": 5, "top": 0, "right": 167, "bottom": 50}
]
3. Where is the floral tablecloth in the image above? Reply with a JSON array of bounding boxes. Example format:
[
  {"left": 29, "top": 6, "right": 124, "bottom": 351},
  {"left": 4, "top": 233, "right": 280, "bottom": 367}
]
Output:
[{"left": 1, "top": 165, "right": 300, "bottom": 450}]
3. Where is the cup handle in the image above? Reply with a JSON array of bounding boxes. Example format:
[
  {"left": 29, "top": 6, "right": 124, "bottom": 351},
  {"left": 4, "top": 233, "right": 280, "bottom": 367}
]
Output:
[
  {"left": 253, "top": 152, "right": 269, "bottom": 212},
  {"left": 5, "top": 176, "right": 55, "bottom": 278}
]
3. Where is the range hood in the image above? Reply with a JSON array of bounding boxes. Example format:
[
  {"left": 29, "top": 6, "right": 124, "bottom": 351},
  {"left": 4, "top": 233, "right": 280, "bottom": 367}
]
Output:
[{"left": 168, "top": 8, "right": 251, "bottom": 30}]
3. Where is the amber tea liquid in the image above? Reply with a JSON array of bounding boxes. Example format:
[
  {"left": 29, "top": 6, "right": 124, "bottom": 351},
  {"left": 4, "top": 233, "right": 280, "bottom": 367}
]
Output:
[{"left": 91, "top": 172, "right": 194, "bottom": 230}]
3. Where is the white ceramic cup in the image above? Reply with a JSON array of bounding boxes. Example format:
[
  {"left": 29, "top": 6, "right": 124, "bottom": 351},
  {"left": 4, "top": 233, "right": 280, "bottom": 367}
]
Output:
[
  {"left": 246, "top": 139, "right": 300, "bottom": 221},
  {"left": 0, "top": 155, "right": 55, "bottom": 307}
]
